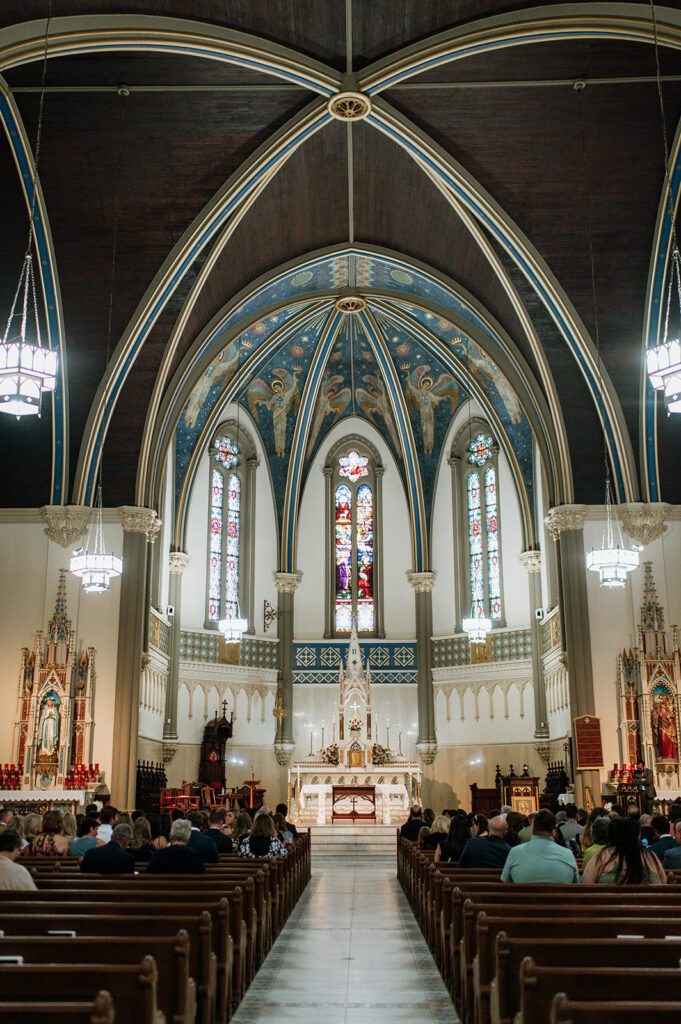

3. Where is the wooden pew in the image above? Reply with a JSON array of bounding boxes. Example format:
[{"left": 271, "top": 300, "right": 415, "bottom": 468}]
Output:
[
  {"left": 491, "top": 936, "right": 681, "bottom": 1024},
  {"left": 0, "top": 914, "right": 217, "bottom": 1024},
  {"left": 0, "top": 956, "right": 165, "bottom": 1024},
  {"left": 0, "top": 932, "right": 195, "bottom": 1024},
  {"left": 550, "top": 993, "right": 681, "bottom": 1023},
  {"left": 516, "top": 958, "right": 681, "bottom": 1024},
  {"left": 0, "top": 990, "right": 115, "bottom": 1024}
]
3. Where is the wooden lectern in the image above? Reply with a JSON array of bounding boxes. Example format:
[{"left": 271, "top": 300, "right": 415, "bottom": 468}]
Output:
[{"left": 239, "top": 779, "right": 266, "bottom": 811}]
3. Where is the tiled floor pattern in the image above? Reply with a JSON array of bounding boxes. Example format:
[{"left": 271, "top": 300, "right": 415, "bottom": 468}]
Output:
[{"left": 230, "top": 855, "right": 459, "bottom": 1023}]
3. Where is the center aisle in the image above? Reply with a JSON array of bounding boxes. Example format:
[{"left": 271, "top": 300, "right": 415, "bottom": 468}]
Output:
[{"left": 231, "top": 855, "right": 458, "bottom": 1024}]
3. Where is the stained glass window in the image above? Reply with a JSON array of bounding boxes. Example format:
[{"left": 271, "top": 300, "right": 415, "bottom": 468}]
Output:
[
  {"left": 468, "top": 433, "right": 493, "bottom": 467},
  {"left": 338, "top": 449, "right": 369, "bottom": 482},
  {"left": 335, "top": 484, "right": 353, "bottom": 631},
  {"left": 215, "top": 437, "right": 239, "bottom": 469},
  {"left": 485, "top": 466, "right": 501, "bottom": 619},
  {"left": 209, "top": 469, "right": 223, "bottom": 622},
  {"left": 224, "top": 473, "right": 241, "bottom": 620},
  {"left": 356, "top": 484, "right": 374, "bottom": 631},
  {"left": 467, "top": 471, "right": 484, "bottom": 617}
]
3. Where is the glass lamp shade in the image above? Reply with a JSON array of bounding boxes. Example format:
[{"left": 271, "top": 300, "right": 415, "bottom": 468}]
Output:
[
  {"left": 647, "top": 339, "right": 681, "bottom": 413},
  {"left": 70, "top": 549, "right": 123, "bottom": 594},
  {"left": 462, "top": 614, "right": 492, "bottom": 643},
  {"left": 586, "top": 546, "right": 639, "bottom": 588},
  {"left": 0, "top": 339, "right": 58, "bottom": 416},
  {"left": 218, "top": 613, "right": 248, "bottom": 643}
]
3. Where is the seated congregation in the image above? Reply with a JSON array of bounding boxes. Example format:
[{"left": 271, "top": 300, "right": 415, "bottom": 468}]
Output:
[
  {"left": 399, "top": 799, "right": 681, "bottom": 1024},
  {"left": 0, "top": 800, "right": 309, "bottom": 1024}
]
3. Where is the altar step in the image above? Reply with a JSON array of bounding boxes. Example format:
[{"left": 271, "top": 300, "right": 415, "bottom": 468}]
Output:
[{"left": 305, "top": 823, "right": 400, "bottom": 859}]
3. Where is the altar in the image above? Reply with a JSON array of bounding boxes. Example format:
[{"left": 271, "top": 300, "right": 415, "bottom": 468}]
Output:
[{"left": 289, "top": 761, "right": 420, "bottom": 824}]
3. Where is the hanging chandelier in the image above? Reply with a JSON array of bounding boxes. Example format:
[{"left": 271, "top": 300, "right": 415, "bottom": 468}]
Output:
[
  {"left": 586, "top": 478, "right": 639, "bottom": 588},
  {"left": 0, "top": 9, "right": 57, "bottom": 419},
  {"left": 0, "top": 255, "right": 58, "bottom": 416},
  {"left": 647, "top": 249, "right": 681, "bottom": 412},
  {"left": 218, "top": 607, "right": 249, "bottom": 644},
  {"left": 462, "top": 610, "right": 492, "bottom": 643},
  {"left": 70, "top": 485, "right": 122, "bottom": 593}
]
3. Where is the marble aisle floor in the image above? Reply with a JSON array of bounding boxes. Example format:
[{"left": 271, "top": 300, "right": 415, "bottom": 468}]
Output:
[{"left": 230, "top": 856, "right": 458, "bottom": 1024}]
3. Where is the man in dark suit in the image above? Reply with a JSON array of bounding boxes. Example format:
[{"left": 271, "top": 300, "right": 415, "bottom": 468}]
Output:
[
  {"left": 206, "top": 810, "right": 233, "bottom": 853},
  {"left": 276, "top": 803, "right": 298, "bottom": 838},
  {"left": 458, "top": 815, "right": 511, "bottom": 869},
  {"left": 147, "top": 819, "right": 204, "bottom": 874},
  {"left": 186, "top": 811, "right": 219, "bottom": 863},
  {"left": 400, "top": 804, "right": 425, "bottom": 841},
  {"left": 648, "top": 814, "right": 675, "bottom": 859},
  {"left": 633, "top": 759, "right": 657, "bottom": 814},
  {"left": 80, "top": 824, "right": 135, "bottom": 873}
]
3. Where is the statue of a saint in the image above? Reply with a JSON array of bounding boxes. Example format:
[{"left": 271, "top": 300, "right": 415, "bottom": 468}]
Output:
[
  {"left": 651, "top": 692, "right": 678, "bottom": 761},
  {"left": 38, "top": 696, "right": 59, "bottom": 758}
]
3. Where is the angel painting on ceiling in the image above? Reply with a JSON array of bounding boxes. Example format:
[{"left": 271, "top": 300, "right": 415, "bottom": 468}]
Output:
[
  {"left": 306, "top": 373, "right": 351, "bottom": 457},
  {"left": 248, "top": 366, "right": 301, "bottom": 457},
  {"left": 356, "top": 374, "right": 401, "bottom": 455},
  {"left": 464, "top": 338, "right": 522, "bottom": 425},
  {"left": 403, "top": 364, "right": 459, "bottom": 455},
  {"left": 183, "top": 339, "right": 239, "bottom": 429}
]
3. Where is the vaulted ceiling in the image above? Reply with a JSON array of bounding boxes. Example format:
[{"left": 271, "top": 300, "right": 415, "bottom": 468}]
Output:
[{"left": 1, "top": 2, "right": 680, "bottom": 523}]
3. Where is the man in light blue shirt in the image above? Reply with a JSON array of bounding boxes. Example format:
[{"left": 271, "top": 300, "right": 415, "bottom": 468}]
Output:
[
  {"left": 662, "top": 820, "right": 681, "bottom": 870},
  {"left": 501, "top": 809, "right": 579, "bottom": 883}
]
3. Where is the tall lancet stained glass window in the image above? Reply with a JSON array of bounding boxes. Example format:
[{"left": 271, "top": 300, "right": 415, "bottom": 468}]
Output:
[
  {"left": 356, "top": 484, "right": 374, "bottom": 631},
  {"left": 465, "top": 432, "right": 502, "bottom": 621},
  {"left": 333, "top": 448, "right": 376, "bottom": 633},
  {"left": 209, "top": 436, "right": 242, "bottom": 624},
  {"left": 335, "top": 484, "right": 353, "bottom": 631}
]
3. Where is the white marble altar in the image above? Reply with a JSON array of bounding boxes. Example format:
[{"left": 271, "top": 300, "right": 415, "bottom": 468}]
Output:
[{"left": 289, "top": 761, "right": 421, "bottom": 824}]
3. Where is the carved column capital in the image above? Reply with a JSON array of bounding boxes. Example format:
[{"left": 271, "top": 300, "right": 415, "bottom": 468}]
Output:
[
  {"left": 274, "top": 571, "right": 303, "bottom": 594},
  {"left": 40, "top": 505, "right": 91, "bottom": 547},
  {"left": 519, "top": 549, "right": 542, "bottom": 574},
  {"left": 416, "top": 740, "right": 438, "bottom": 765},
  {"left": 118, "top": 506, "right": 162, "bottom": 542},
  {"left": 406, "top": 570, "right": 436, "bottom": 593},
  {"left": 544, "top": 504, "right": 587, "bottom": 540},
  {"left": 273, "top": 739, "right": 296, "bottom": 766},
  {"left": 168, "top": 551, "right": 191, "bottom": 575},
  {"left": 619, "top": 502, "right": 671, "bottom": 546}
]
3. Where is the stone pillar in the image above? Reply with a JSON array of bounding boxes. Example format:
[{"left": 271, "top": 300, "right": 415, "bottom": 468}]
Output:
[
  {"left": 545, "top": 505, "right": 600, "bottom": 804},
  {"left": 519, "top": 550, "right": 548, "bottom": 739},
  {"left": 407, "top": 571, "right": 437, "bottom": 765},
  {"left": 273, "top": 570, "right": 302, "bottom": 765},
  {"left": 111, "top": 506, "right": 161, "bottom": 808},
  {"left": 448, "top": 455, "right": 466, "bottom": 632},
  {"left": 164, "top": 551, "right": 190, "bottom": 741}
]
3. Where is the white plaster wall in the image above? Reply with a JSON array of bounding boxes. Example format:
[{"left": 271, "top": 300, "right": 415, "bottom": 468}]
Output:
[
  {"left": 295, "top": 416, "right": 414, "bottom": 640},
  {"left": 434, "top": 680, "right": 535, "bottom": 746},
  {"left": 431, "top": 453, "right": 455, "bottom": 635},
  {"left": 0, "top": 518, "right": 122, "bottom": 785}
]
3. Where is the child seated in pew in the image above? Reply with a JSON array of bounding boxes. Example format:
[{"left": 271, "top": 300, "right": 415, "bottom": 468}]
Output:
[{"left": 581, "top": 816, "right": 667, "bottom": 884}]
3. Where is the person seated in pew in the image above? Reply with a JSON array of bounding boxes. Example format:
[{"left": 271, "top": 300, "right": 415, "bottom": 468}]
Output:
[
  {"left": 516, "top": 812, "right": 536, "bottom": 843},
  {"left": 0, "top": 806, "right": 12, "bottom": 831},
  {"left": 400, "top": 804, "right": 426, "bottom": 841},
  {"left": 238, "top": 812, "right": 288, "bottom": 859},
  {"left": 273, "top": 813, "right": 293, "bottom": 845},
  {"left": 422, "top": 808, "right": 435, "bottom": 826},
  {"left": 581, "top": 816, "right": 667, "bottom": 884},
  {"left": 558, "top": 803, "right": 583, "bottom": 844},
  {"left": 69, "top": 815, "right": 100, "bottom": 857},
  {"left": 276, "top": 802, "right": 299, "bottom": 838},
  {"left": 32, "top": 810, "right": 71, "bottom": 856},
  {"left": 662, "top": 819, "right": 681, "bottom": 869},
  {"left": 582, "top": 815, "right": 611, "bottom": 868},
  {"left": 232, "top": 811, "right": 253, "bottom": 844},
  {"left": 457, "top": 814, "right": 511, "bottom": 869},
  {"left": 648, "top": 814, "right": 676, "bottom": 860},
  {"left": 147, "top": 818, "right": 205, "bottom": 874},
  {"left": 420, "top": 815, "right": 450, "bottom": 851},
  {"left": 221, "top": 809, "right": 236, "bottom": 835},
  {"left": 206, "top": 809, "right": 234, "bottom": 853},
  {"left": 80, "top": 823, "right": 135, "bottom": 874},
  {"left": 434, "top": 811, "right": 472, "bottom": 864},
  {"left": 501, "top": 809, "right": 579, "bottom": 883},
  {"left": 129, "top": 816, "right": 157, "bottom": 862},
  {"left": 580, "top": 806, "right": 608, "bottom": 853},
  {"left": 186, "top": 811, "right": 219, "bottom": 863},
  {"left": 504, "top": 811, "right": 524, "bottom": 847},
  {"left": 417, "top": 826, "right": 431, "bottom": 849},
  {"left": 0, "top": 829, "right": 37, "bottom": 891},
  {"left": 96, "top": 805, "right": 118, "bottom": 845}
]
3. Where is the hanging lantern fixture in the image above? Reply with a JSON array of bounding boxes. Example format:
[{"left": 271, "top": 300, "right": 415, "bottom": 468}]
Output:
[{"left": 70, "top": 484, "right": 122, "bottom": 594}]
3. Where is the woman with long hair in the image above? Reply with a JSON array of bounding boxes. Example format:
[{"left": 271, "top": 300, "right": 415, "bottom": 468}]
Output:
[
  {"left": 435, "top": 811, "right": 472, "bottom": 864},
  {"left": 232, "top": 811, "right": 253, "bottom": 842},
  {"left": 32, "top": 810, "right": 70, "bottom": 856},
  {"left": 581, "top": 816, "right": 667, "bottom": 884},
  {"left": 504, "top": 811, "right": 524, "bottom": 847},
  {"left": 147, "top": 813, "right": 168, "bottom": 851},
  {"left": 471, "top": 814, "right": 488, "bottom": 837},
  {"left": 581, "top": 807, "right": 607, "bottom": 853},
  {"left": 61, "top": 812, "right": 77, "bottom": 839},
  {"left": 130, "top": 816, "right": 156, "bottom": 862},
  {"left": 238, "top": 812, "right": 287, "bottom": 859},
  {"left": 421, "top": 814, "right": 450, "bottom": 851}
]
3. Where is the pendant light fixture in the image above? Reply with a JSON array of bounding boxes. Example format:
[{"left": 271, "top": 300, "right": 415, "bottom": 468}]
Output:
[
  {"left": 574, "top": 81, "right": 639, "bottom": 587},
  {"left": 218, "top": 329, "right": 248, "bottom": 643},
  {"left": 0, "top": 6, "right": 58, "bottom": 418},
  {"left": 70, "top": 86, "right": 127, "bottom": 594},
  {"left": 70, "top": 483, "right": 123, "bottom": 593},
  {"left": 646, "top": 0, "right": 681, "bottom": 412},
  {"left": 461, "top": 346, "right": 492, "bottom": 643}
]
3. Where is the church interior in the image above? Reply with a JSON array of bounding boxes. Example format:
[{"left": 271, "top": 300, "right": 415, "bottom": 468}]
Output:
[{"left": 1, "top": 2, "right": 681, "bottom": 1022}]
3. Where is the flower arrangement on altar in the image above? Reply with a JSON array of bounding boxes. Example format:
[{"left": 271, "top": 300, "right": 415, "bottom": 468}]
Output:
[
  {"left": 371, "top": 742, "right": 391, "bottom": 766},
  {"left": 348, "top": 712, "right": 362, "bottom": 732},
  {"left": 320, "top": 743, "right": 340, "bottom": 766}
]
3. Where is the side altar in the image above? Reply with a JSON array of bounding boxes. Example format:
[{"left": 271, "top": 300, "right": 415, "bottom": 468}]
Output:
[{"left": 289, "top": 620, "right": 420, "bottom": 824}]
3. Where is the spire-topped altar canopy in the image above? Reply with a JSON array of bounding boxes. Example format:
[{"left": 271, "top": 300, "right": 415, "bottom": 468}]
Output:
[{"left": 338, "top": 617, "right": 373, "bottom": 768}]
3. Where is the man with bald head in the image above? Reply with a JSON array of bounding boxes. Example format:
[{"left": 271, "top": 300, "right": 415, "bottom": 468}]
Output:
[{"left": 458, "top": 815, "right": 511, "bottom": 869}]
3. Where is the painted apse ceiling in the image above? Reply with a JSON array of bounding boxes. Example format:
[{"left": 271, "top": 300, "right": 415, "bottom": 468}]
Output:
[{"left": 174, "top": 251, "right": 534, "bottom": 544}]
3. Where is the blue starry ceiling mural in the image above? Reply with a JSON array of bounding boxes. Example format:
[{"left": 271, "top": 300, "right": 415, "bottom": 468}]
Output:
[{"left": 172, "top": 248, "right": 537, "bottom": 546}]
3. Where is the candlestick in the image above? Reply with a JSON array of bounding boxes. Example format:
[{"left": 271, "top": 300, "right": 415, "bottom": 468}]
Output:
[
  {"left": 398, "top": 724, "right": 403, "bottom": 757},
  {"left": 386, "top": 719, "right": 390, "bottom": 749},
  {"left": 321, "top": 721, "right": 325, "bottom": 749},
  {"left": 332, "top": 716, "right": 336, "bottom": 743},
  {"left": 309, "top": 730, "right": 313, "bottom": 756}
]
